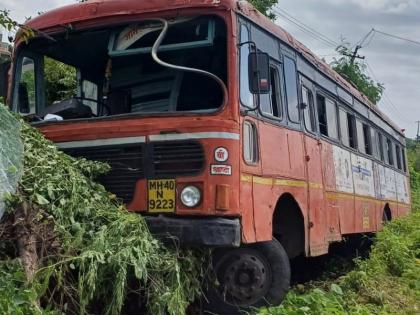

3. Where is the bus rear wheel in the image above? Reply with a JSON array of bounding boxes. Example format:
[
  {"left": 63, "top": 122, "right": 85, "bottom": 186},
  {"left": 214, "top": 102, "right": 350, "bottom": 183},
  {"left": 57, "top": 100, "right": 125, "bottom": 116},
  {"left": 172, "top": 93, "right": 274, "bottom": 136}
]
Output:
[{"left": 205, "top": 239, "right": 290, "bottom": 314}]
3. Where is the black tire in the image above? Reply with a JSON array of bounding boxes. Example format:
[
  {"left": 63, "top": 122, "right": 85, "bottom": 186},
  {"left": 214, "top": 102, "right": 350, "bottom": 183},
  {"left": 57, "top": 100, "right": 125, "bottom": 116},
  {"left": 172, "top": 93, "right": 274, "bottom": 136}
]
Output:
[{"left": 203, "top": 239, "right": 290, "bottom": 315}]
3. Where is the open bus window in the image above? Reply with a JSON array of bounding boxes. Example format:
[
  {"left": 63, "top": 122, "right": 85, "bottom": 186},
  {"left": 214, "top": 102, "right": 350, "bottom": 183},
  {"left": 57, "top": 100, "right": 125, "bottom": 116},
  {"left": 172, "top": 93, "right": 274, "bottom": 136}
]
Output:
[
  {"left": 316, "top": 94, "right": 338, "bottom": 140},
  {"left": 347, "top": 113, "right": 357, "bottom": 149},
  {"left": 362, "top": 123, "right": 372, "bottom": 155},
  {"left": 44, "top": 57, "right": 77, "bottom": 107},
  {"left": 13, "top": 15, "right": 227, "bottom": 120},
  {"left": 395, "top": 144, "right": 402, "bottom": 170},
  {"left": 386, "top": 138, "right": 394, "bottom": 166},
  {"left": 302, "top": 86, "right": 316, "bottom": 133},
  {"left": 260, "top": 66, "right": 281, "bottom": 118},
  {"left": 372, "top": 129, "right": 384, "bottom": 161},
  {"left": 402, "top": 148, "right": 407, "bottom": 172},
  {"left": 376, "top": 132, "right": 385, "bottom": 161}
]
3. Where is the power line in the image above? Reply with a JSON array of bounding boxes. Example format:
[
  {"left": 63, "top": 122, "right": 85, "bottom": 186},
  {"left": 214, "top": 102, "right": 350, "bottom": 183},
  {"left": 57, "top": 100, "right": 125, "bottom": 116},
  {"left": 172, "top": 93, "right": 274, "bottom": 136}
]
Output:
[
  {"left": 354, "top": 28, "right": 375, "bottom": 49},
  {"left": 373, "top": 29, "right": 420, "bottom": 47},
  {"left": 364, "top": 62, "right": 412, "bottom": 124},
  {"left": 272, "top": 7, "right": 339, "bottom": 49},
  {"left": 275, "top": 7, "right": 339, "bottom": 46}
]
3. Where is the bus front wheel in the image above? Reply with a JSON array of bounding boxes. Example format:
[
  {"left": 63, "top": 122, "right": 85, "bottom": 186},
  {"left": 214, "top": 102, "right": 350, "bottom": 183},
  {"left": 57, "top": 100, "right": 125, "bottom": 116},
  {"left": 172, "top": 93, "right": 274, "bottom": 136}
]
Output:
[{"left": 205, "top": 239, "right": 290, "bottom": 314}]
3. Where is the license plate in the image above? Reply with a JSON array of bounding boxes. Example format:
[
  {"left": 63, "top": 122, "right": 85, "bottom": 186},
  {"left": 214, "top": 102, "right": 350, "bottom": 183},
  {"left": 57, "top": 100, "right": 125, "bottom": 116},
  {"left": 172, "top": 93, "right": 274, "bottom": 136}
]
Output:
[{"left": 148, "top": 179, "right": 176, "bottom": 213}]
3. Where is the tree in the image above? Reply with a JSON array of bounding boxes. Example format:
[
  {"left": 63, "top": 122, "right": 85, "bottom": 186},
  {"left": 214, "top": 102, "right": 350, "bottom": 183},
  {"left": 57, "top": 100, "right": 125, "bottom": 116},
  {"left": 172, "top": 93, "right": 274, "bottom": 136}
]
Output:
[
  {"left": 249, "top": 0, "right": 278, "bottom": 20},
  {"left": 331, "top": 44, "right": 384, "bottom": 105}
]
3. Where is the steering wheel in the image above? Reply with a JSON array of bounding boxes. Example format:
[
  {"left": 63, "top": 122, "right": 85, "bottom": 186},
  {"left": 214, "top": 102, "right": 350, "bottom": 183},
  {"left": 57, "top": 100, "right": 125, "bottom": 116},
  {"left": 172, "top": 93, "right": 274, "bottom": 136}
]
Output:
[{"left": 73, "top": 96, "right": 111, "bottom": 117}]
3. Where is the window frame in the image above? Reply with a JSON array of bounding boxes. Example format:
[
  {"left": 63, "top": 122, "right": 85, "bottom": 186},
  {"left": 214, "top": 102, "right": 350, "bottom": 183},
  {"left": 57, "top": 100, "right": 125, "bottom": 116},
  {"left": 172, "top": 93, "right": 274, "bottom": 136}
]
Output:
[
  {"left": 239, "top": 23, "right": 255, "bottom": 110},
  {"left": 316, "top": 92, "right": 339, "bottom": 141},
  {"left": 12, "top": 51, "right": 44, "bottom": 115},
  {"left": 283, "top": 55, "right": 300, "bottom": 124},
  {"left": 243, "top": 120, "right": 259, "bottom": 165},
  {"left": 301, "top": 84, "right": 317, "bottom": 134},
  {"left": 362, "top": 122, "right": 373, "bottom": 156},
  {"left": 258, "top": 61, "right": 283, "bottom": 120},
  {"left": 347, "top": 112, "right": 358, "bottom": 150}
]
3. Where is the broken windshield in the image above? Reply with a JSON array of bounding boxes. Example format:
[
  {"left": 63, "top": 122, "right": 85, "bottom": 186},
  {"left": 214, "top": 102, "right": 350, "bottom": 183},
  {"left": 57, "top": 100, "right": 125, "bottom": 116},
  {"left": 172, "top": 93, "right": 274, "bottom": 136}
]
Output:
[{"left": 12, "top": 16, "right": 227, "bottom": 121}]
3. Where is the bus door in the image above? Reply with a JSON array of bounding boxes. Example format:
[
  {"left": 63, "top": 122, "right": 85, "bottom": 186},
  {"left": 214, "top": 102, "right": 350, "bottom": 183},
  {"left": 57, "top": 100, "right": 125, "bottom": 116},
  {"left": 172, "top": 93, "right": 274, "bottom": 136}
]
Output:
[{"left": 300, "top": 78, "right": 329, "bottom": 256}]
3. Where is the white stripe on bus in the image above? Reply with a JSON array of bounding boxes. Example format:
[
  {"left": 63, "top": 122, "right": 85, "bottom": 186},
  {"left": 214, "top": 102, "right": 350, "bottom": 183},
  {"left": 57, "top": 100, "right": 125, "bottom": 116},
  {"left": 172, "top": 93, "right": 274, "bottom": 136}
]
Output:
[
  {"left": 149, "top": 132, "right": 240, "bottom": 141},
  {"left": 56, "top": 136, "right": 146, "bottom": 149},
  {"left": 55, "top": 132, "right": 240, "bottom": 149}
]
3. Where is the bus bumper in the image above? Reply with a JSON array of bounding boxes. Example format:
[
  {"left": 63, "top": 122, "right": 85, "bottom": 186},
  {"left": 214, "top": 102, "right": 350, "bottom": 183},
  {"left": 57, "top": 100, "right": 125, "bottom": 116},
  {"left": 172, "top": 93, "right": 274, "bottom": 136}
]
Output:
[{"left": 144, "top": 215, "right": 241, "bottom": 247}]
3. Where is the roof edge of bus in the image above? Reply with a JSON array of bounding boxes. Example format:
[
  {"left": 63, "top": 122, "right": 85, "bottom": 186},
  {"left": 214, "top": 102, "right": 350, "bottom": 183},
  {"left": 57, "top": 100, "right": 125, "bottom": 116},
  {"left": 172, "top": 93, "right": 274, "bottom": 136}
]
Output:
[
  {"left": 234, "top": 1, "right": 404, "bottom": 137},
  {"left": 22, "top": 0, "right": 404, "bottom": 137}
]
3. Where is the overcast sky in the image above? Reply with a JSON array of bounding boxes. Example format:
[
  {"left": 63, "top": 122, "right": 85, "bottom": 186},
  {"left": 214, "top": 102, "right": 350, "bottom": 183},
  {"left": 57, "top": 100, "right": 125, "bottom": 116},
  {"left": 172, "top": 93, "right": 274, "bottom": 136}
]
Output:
[{"left": 1, "top": 0, "right": 419, "bottom": 138}]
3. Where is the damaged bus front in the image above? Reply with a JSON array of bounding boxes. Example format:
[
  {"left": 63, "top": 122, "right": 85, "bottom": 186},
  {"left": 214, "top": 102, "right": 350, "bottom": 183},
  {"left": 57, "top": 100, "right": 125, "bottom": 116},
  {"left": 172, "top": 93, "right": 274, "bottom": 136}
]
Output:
[{"left": 10, "top": 10, "right": 243, "bottom": 247}]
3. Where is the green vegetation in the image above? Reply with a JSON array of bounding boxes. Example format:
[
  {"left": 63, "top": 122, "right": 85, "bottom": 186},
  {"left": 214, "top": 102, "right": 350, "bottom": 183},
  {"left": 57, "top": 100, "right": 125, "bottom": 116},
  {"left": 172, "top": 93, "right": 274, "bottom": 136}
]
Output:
[
  {"left": 331, "top": 45, "right": 384, "bottom": 105},
  {"left": 44, "top": 57, "right": 77, "bottom": 106},
  {"left": 407, "top": 139, "right": 420, "bottom": 209},
  {"left": 258, "top": 141, "right": 420, "bottom": 315},
  {"left": 0, "top": 104, "right": 204, "bottom": 315},
  {"left": 249, "top": 0, "right": 278, "bottom": 20}
]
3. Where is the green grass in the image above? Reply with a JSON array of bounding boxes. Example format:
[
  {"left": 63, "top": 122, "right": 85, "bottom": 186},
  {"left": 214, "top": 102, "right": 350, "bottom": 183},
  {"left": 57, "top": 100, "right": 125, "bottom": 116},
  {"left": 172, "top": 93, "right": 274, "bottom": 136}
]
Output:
[
  {"left": 258, "top": 210, "right": 420, "bottom": 315},
  {"left": 259, "top": 142, "right": 420, "bottom": 315}
]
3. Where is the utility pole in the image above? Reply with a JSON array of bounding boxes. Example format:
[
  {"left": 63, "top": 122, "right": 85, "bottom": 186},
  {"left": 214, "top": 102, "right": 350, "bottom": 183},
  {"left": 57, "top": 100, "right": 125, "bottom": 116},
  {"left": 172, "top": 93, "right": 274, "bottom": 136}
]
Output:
[
  {"left": 343, "top": 45, "right": 366, "bottom": 64},
  {"left": 416, "top": 121, "right": 420, "bottom": 141}
]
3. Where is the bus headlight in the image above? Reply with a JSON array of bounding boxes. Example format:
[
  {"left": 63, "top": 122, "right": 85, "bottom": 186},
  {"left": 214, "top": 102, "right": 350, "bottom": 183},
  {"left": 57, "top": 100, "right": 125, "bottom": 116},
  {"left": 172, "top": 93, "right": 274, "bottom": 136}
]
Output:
[{"left": 180, "top": 186, "right": 201, "bottom": 208}]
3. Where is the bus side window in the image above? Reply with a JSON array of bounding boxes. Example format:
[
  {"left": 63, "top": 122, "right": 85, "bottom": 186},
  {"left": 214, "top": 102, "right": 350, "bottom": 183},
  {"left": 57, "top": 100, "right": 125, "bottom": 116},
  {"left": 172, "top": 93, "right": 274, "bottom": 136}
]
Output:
[
  {"left": 402, "top": 148, "right": 407, "bottom": 172},
  {"left": 382, "top": 135, "right": 389, "bottom": 164},
  {"left": 347, "top": 113, "right": 357, "bottom": 149},
  {"left": 316, "top": 94, "right": 338, "bottom": 140},
  {"left": 283, "top": 56, "right": 299, "bottom": 123},
  {"left": 260, "top": 66, "right": 282, "bottom": 118},
  {"left": 243, "top": 121, "right": 259, "bottom": 164},
  {"left": 374, "top": 130, "right": 384, "bottom": 161},
  {"left": 302, "top": 86, "right": 316, "bottom": 132},
  {"left": 395, "top": 144, "right": 402, "bottom": 170},
  {"left": 239, "top": 24, "right": 254, "bottom": 108},
  {"left": 17, "top": 57, "right": 36, "bottom": 115},
  {"left": 356, "top": 119, "right": 366, "bottom": 154},
  {"left": 316, "top": 95, "right": 327, "bottom": 136},
  {"left": 362, "top": 123, "right": 372, "bottom": 155},
  {"left": 339, "top": 108, "right": 349, "bottom": 147},
  {"left": 386, "top": 138, "right": 394, "bottom": 166}
]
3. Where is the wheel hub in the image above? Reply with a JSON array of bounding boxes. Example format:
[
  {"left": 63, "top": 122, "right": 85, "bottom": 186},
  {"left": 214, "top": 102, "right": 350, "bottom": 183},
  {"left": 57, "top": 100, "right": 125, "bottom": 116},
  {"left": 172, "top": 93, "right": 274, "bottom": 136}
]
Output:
[{"left": 217, "top": 252, "right": 271, "bottom": 306}]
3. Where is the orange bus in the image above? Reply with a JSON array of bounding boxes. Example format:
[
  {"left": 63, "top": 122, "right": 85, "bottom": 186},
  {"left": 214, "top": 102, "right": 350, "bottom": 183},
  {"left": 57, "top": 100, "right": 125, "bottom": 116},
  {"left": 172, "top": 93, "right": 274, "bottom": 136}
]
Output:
[{"left": 7, "top": 0, "right": 411, "bottom": 312}]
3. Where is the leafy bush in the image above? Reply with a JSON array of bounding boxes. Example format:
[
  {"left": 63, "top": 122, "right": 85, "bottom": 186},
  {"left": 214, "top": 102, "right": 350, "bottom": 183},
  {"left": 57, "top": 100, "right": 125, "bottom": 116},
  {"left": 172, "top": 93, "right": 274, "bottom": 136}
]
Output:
[{"left": 0, "top": 104, "right": 204, "bottom": 314}]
